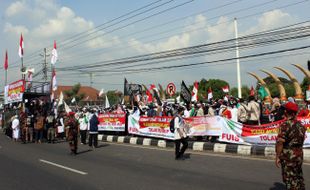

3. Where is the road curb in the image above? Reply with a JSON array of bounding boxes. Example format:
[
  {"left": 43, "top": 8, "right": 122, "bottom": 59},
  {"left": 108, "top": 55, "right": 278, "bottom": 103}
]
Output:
[{"left": 98, "top": 134, "right": 310, "bottom": 161}]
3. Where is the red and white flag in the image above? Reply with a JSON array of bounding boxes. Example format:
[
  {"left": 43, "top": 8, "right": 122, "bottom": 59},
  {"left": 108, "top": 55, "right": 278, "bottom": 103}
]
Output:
[
  {"left": 51, "top": 40, "right": 58, "bottom": 65},
  {"left": 52, "top": 69, "right": 57, "bottom": 91},
  {"left": 191, "top": 81, "right": 199, "bottom": 102},
  {"left": 207, "top": 87, "right": 213, "bottom": 100},
  {"left": 4, "top": 50, "right": 8, "bottom": 70},
  {"left": 146, "top": 88, "right": 153, "bottom": 103},
  {"left": 145, "top": 84, "right": 156, "bottom": 103},
  {"left": 250, "top": 86, "right": 255, "bottom": 96},
  {"left": 18, "top": 34, "right": 24, "bottom": 58},
  {"left": 222, "top": 85, "right": 229, "bottom": 93},
  {"left": 27, "top": 70, "right": 33, "bottom": 88}
]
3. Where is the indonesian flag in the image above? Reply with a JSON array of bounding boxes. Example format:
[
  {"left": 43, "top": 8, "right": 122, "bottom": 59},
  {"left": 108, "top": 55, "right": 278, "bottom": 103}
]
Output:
[
  {"left": 250, "top": 86, "right": 255, "bottom": 96},
  {"left": 146, "top": 84, "right": 155, "bottom": 103},
  {"left": 51, "top": 40, "right": 58, "bottom": 65},
  {"left": 18, "top": 34, "right": 24, "bottom": 58},
  {"left": 191, "top": 81, "right": 199, "bottom": 102},
  {"left": 52, "top": 69, "right": 57, "bottom": 91},
  {"left": 27, "top": 70, "right": 33, "bottom": 88},
  {"left": 4, "top": 50, "right": 8, "bottom": 70},
  {"left": 207, "top": 87, "right": 213, "bottom": 100},
  {"left": 222, "top": 85, "right": 229, "bottom": 93},
  {"left": 99, "top": 88, "right": 104, "bottom": 97}
]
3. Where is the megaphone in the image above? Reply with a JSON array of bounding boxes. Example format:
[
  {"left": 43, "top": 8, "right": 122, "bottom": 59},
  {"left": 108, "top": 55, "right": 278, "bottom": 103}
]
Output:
[{"left": 21, "top": 67, "right": 35, "bottom": 74}]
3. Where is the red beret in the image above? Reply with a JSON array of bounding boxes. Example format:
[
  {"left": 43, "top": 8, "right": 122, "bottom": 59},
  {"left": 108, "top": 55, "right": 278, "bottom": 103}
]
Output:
[
  {"left": 285, "top": 102, "right": 298, "bottom": 112},
  {"left": 68, "top": 112, "right": 75, "bottom": 116}
]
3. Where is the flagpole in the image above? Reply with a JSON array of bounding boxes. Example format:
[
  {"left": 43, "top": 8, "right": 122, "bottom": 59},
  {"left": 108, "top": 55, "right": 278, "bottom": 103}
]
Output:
[
  {"left": 5, "top": 70, "right": 7, "bottom": 87},
  {"left": 21, "top": 57, "right": 24, "bottom": 80},
  {"left": 234, "top": 18, "right": 242, "bottom": 98}
]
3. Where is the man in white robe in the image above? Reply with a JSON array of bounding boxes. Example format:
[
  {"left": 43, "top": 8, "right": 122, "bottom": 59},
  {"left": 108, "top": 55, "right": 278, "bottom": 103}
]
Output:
[{"left": 12, "top": 115, "right": 20, "bottom": 141}]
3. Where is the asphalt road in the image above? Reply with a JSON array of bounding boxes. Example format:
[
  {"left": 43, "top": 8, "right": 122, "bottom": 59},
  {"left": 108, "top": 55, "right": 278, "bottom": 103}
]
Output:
[{"left": 0, "top": 134, "right": 310, "bottom": 190}]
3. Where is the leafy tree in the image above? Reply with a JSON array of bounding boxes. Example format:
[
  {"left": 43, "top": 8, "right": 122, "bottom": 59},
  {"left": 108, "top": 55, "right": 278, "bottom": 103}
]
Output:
[
  {"left": 189, "top": 78, "right": 229, "bottom": 101},
  {"left": 64, "top": 83, "right": 85, "bottom": 104},
  {"left": 106, "top": 90, "right": 122, "bottom": 106},
  {"left": 230, "top": 85, "right": 250, "bottom": 99},
  {"left": 258, "top": 76, "right": 295, "bottom": 98},
  {"left": 301, "top": 77, "right": 310, "bottom": 93}
]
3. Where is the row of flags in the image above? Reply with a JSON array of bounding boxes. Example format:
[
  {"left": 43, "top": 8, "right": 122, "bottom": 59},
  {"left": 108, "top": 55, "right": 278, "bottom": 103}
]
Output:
[{"left": 124, "top": 78, "right": 231, "bottom": 105}]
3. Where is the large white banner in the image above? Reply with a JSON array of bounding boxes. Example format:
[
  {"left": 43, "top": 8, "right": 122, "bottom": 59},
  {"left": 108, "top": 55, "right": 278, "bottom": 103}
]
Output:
[
  {"left": 127, "top": 114, "right": 310, "bottom": 146},
  {"left": 128, "top": 115, "right": 223, "bottom": 140},
  {"left": 98, "top": 113, "right": 126, "bottom": 132},
  {"left": 5, "top": 80, "right": 25, "bottom": 104},
  {"left": 128, "top": 115, "right": 175, "bottom": 140},
  {"left": 219, "top": 117, "right": 310, "bottom": 147}
]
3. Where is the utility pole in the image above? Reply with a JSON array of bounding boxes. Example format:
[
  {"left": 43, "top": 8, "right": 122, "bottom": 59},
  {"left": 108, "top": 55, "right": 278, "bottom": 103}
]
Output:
[
  {"left": 89, "top": 72, "right": 94, "bottom": 87},
  {"left": 40, "top": 48, "right": 49, "bottom": 82},
  {"left": 234, "top": 18, "right": 242, "bottom": 98}
]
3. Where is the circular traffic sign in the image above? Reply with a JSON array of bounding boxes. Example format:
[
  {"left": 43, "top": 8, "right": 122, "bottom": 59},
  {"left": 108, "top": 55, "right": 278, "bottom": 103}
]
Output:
[{"left": 166, "top": 82, "right": 176, "bottom": 96}]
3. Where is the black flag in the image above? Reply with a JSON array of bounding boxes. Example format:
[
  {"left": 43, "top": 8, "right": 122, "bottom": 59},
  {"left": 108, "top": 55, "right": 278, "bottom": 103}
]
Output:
[
  {"left": 124, "top": 78, "right": 142, "bottom": 96},
  {"left": 124, "top": 78, "right": 129, "bottom": 96},
  {"left": 180, "top": 80, "right": 191, "bottom": 104},
  {"left": 152, "top": 88, "right": 162, "bottom": 106}
]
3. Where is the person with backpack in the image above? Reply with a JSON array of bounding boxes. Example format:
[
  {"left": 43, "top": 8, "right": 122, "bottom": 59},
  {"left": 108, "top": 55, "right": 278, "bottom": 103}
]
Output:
[{"left": 171, "top": 106, "right": 188, "bottom": 160}]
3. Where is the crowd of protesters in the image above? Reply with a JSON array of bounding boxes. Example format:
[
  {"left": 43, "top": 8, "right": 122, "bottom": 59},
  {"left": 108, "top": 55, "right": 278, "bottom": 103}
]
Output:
[
  {"left": 0, "top": 99, "right": 122, "bottom": 155},
  {"left": 1, "top": 94, "right": 310, "bottom": 151},
  {"left": 131, "top": 94, "right": 310, "bottom": 126}
]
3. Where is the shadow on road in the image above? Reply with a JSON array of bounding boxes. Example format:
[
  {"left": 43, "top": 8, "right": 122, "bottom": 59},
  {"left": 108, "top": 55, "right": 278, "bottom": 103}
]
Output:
[
  {"left": 96, "top": 144, "right": 109, "bottom": 148},
  {"left": 269, "top": 182, "right": 286, "bottom": 190},
  {"left": 183, "top": 153, "right": 191, "bottom": 159},
  {"left": 77, "top": 149, "right": 93, "bottom": 155}
]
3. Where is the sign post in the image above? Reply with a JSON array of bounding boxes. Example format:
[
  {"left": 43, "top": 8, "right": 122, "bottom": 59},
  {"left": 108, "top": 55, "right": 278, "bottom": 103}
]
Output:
[{"left": 166, "top": 82, "right": 176, "bottom": 97}]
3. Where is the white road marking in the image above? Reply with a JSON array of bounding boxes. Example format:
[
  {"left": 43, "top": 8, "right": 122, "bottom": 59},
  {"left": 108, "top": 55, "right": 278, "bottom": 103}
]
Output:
[
  {"left": 102, "top": 142, "right": 310, "bottom": 166},
  {"left": 39, "top": 159, "right": 88, "bottom": 175}
]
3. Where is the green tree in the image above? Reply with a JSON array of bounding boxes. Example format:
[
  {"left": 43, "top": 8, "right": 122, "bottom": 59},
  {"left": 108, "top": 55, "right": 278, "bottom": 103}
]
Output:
[
  {"left": 230, "top": 85, "right": 250, "bottom": 99},
  {"left": 106, "top": 90, "right": 122, "bottom": 106},
  {"left": 64, "top": 83, "right": 85, "bottom": 105},
  {"left": 258, "top": 76, "right": 295, "bottom": 98},
  {"left": 190, "top": 78, "right": 229, "bottom": 101},
  {"left": 301, "top": 77, "right": 310, "bottom": 93}
]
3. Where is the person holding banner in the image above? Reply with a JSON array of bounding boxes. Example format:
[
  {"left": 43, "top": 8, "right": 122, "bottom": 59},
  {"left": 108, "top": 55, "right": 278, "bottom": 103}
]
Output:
[
  {"left": 275, "top": 102, "right": 306, "bottom": 190},
  {"left": 174, "top": 107, "right": 188, "bottom": 160}
]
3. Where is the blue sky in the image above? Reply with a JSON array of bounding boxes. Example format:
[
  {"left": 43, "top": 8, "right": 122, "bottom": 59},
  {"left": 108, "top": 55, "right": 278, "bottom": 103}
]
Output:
[{"left": 0, "top": 0, "right": 310, "bottom": 93}]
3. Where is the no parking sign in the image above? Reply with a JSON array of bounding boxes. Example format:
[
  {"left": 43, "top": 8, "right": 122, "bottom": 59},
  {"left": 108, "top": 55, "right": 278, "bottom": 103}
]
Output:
[{"left": 166, "top": 83, "right": 176, "bottom": 96}]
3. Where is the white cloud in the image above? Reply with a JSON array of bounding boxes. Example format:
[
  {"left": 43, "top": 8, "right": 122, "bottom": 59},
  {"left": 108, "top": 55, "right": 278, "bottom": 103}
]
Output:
[
  {"left": 244, "top": 10, "right": 295, "bottom": 36},
  {"left": 5, "top": 1, "right": 26, "bottom": 17},
  {"left": 128, "top": 33, "right": 190, "bottom": 53},
  {"left": 206, "top": 16, "right": 234, "bottom": 42},
  {"left": 31, "top": 7, "right": 94, "bottom": 38},
  {"left": 4, "top": 23, "right": 29, "bottom": 35}
]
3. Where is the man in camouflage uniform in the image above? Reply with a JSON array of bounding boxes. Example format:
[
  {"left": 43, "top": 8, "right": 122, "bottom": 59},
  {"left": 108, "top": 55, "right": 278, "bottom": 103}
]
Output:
[
  {"left": 65, "top": 112, "right": 79, "bottom": 155},
  {"left": 20, "top": 111, "right": 27, "bottom": 144},
  {"left": 276, "top": 102, "right": 306, "bottom": 190}
]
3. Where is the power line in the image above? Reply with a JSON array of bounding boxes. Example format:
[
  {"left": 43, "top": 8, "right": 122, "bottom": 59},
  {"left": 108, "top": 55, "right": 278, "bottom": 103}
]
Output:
[
  {"left": 55, "top": 24, "right": 310, "bottom": 72},
  {"left": 6, "top": 0, "right": 174, "bottom": 68},
  {"left": 57, "top": 0, "right": 309, "bottom": 67}
]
